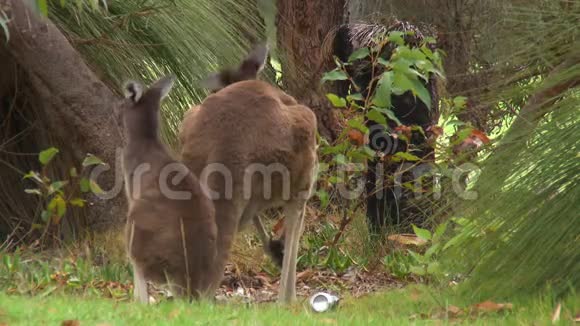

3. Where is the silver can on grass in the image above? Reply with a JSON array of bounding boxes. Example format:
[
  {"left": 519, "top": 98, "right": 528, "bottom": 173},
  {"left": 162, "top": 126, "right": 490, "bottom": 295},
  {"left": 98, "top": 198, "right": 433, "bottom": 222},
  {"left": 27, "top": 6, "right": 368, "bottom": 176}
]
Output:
[{"left": 309, "top": 292, "right": 340, "bottom": 312}]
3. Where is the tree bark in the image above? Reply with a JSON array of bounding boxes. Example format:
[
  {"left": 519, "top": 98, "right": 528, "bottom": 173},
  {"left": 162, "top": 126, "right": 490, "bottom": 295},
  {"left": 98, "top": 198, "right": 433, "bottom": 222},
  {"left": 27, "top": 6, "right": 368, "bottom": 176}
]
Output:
[
  {"left": 1, "top": 0, "right": 125, "bottom": 230},
  {"left": 276, "top": 0, "right": 346, "bottom": 140}
]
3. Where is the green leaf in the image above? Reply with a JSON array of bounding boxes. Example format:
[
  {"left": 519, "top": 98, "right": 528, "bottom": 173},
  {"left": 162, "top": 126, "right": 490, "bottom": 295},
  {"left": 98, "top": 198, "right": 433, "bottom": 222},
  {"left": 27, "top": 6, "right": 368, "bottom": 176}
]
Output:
[
  {"left": 349, "top": 149, "right": 372, "bottom": 161},
  {"left": 363, "top": 146, "right": 376, "bottom": 158},
  {"left": 79, "top": 178, "right": 90, "bottom": 193},
  {"left": 321, "top": 69, "right": 349, "bottom": 82},
  {"left": 82, "top": 154, "right": 105, "bottom": 167},
  {"left": 366, "top": 108, "right": 387, "bottom": 126},
  {"left": 392, "top": 73, "right": 414, "bottom": 95},
  {"left": 423, "top": 36, "right": 437, "bottom": 45},
  {"left": 321, "top": 142, "right": 348, "bottom": 155},
  {"left": 69, "top": 198, "right": 86, "bottom": 208},
  {"left": 39, "top": 147, "right": 59, "bottom": 166},
  {"left": 410, "top": 125, "right": 426, "bottom": 137},
  {"left": 427, "top": 261, "right": 442, "bottom": 275},
  {"left": 395, "top": 46, "right": 426, "bottom": 62},
  {"left": 48, "top": 181, "right": 68, "bottom": 195},
  {"left": 373, "top": 107, "right": 401, "bottom": 125},
  {"left": 23, "top": 171, "right": 43, "bottom": 183},
  {"left": 410, "top": 77, "right": 432, "bottom": 109},
  {"left": 410, "top": 265, "right": 426, "bottom": 276},
  {"left": 90, "top": 180, "right": 104, "bottom": 195},
  {"left": 347, "top": 118, "right": 368, "bottom": 133},
  {"left": 445, "top": 119, "right": 466, "bottom": 127},
  {"left": 317, "top": 190, "right": 329, "bottom": 209},
  {"left": 326, "top": 94, "right": 347, "bottom": 108},
  {"left": 371, "top": 71, "right": 393, "bottom": 108},
  {"left": 69, "top": 167, "right": 78, "bottom": 178},
  {"left": 407, "top": 250, "right": 425, "bottom": 264},
  {"left": 328, "top": 175, "right": 343, "bottom": 184},
  {"left": 335, "top": 154, "right": 347, "bottom": 165},
  {"left": 453, "top": 96, "right": 468, "bottom": 110},
  {"left": 390, "top": 58, "right": 413, "bottom": 73},
  {"left": 347, "top": 93, "right": 364, "bottom": 102},
  {"left": 25, "top": 189, "right": 42, "bottom": 196},
  {"left": 388, "top": 31, "right": 405, "bottom": 46},
  {"left": 41, "top": 210, "right": 51, "bottom": 223},
  {"left": 392, "top": 152, "right": 422, "bottom": 162},
  {"left": 412, "top": 224, "right": 432, "bottom": 241},
  {"left": 377, "top": 57, "right": 390, "bottom": 66},
  {"left": 348, "top": 47, "right": 370, "bottom": 62},
  {"left": 434, "top": 222, "right": 448, "bottom": 241},
  {"left": 454, "top": 127, "right": 474, "bottom": 144},
  {"left": 393, "top": 73, "right": 415, "bottom": 95},
  {"left": 407, "top": 68, "right": 428, "bottom": 82},
  {"left": 48, "top": 195, "right": 67, "bottom": 218},
  {"left": 452, "top": 217, "right": 470, "bottom": 226},
  {"left": 424, "top": 243, "right": 441, "bottom": 259}
]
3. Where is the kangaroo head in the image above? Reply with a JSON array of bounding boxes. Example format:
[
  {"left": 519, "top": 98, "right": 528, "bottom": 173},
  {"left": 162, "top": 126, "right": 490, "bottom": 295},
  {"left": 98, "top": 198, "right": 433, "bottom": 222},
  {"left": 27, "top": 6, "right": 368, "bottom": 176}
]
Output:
[
  {"left": 120, "top": 75, "right": 175, "bottom": 140},
  {"left": 202, "top": 44, "right": 269, "bottom": 92}
]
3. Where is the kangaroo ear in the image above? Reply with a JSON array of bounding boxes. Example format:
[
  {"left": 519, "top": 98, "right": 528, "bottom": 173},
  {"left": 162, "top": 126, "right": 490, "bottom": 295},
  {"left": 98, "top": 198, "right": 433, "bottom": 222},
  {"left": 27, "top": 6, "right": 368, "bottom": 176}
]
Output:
[
  {"left": 240, "top": 43, "right": 269, "bottom": 75},
  {"left": 150, "top": 75, "right": 176, "bottom": 100},
  {"left": 123, "top": 80, "right": 143, "bottom": 103}
]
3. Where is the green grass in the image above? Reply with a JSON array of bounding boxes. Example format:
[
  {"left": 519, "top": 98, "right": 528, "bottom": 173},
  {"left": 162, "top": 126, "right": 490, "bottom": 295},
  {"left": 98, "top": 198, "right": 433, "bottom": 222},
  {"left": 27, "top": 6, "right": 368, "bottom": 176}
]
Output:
[{"left": 0, "top": 285, "right": 577, "bottom": 325}]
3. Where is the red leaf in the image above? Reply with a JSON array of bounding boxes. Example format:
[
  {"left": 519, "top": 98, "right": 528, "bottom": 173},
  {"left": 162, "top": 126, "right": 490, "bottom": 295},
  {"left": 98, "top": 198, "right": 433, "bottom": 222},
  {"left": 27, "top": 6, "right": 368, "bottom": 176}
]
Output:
[
  {"left": 394, "top": 125, "right": 413, "bottom": 139},
  {"left": 471, "top": 129, "right": 490, "bottom": 144},
  {"left": 272, "top": 218, "right": 284, "bottom": 238},
  {"left": 347, "top": 129, "right": 365, "bottom": 146},
  {"left": 428, "top": 125, "right": 444, "bottom": 137}
]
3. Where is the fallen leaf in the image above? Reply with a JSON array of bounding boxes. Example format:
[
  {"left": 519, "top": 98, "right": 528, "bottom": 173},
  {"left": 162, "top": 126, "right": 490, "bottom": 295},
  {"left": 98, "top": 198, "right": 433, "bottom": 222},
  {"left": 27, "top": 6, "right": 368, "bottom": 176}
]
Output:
[
  {"left": 574, "top": 312, "right": 580, "bottom": 322},
  {"left": 446, "top": 305, "right": 463, "bottom": 317},
  {"left": 61, "top": 320, "right": 80, "bottom": 326},
  {"left": 387, "top": 234, "right": 428, "bottom": 247},
  {"left": 551, "top": 302, "right": 562, "bottom": 323},
  {"left": 272, "top": 218, "right": 284, "bottom": 238},
  {"left": 297, "top": 269, "right": 314, "bottom": 281},
  {"left": 471, "top": 300, "right": 513, "bottom": 314}
]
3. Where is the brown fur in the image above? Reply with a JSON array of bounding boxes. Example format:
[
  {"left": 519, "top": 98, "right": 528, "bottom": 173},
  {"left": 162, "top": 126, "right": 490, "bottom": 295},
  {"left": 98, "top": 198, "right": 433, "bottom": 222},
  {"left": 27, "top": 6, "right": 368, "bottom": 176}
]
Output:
[
  {"left": 120, "top": 76, "right": 217, "bottom": 303},
  {"left": 179, "top": 46, "right": 318, "bottom": 303}
]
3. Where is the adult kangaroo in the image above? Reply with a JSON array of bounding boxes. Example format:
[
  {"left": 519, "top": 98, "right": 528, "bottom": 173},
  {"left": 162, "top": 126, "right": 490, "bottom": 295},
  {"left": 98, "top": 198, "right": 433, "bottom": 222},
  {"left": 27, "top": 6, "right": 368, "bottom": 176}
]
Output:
[
  {"left": 179, "top": 45, "right": 318, "bottom": 303},
  {"left": 120, "top": 76, "right": 217, "bottom": 303}
]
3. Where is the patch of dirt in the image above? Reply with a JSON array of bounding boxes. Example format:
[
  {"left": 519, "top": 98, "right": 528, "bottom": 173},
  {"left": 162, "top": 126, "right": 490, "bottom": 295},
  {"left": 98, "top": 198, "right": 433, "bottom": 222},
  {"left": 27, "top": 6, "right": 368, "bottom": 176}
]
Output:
[{"left": 215, "top": 264, "right": 404, "bottom": 303}]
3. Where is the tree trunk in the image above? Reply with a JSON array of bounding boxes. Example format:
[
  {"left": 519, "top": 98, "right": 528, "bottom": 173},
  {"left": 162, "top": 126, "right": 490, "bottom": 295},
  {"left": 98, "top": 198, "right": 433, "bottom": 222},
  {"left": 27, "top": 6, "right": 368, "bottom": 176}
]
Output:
[
  {"left": 276, "top": 0, "right": 346, "bottom": 140},
  {"left": 1, "top": 0, "right": 125, "bottom": 232}
]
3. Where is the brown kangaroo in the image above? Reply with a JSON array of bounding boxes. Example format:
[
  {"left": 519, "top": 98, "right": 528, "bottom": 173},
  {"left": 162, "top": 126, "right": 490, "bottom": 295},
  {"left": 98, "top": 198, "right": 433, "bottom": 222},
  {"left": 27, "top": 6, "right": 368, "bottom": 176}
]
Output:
[
  {"left": 120, "top": 76, "right": 217, "bottom": 303},
  {"left": 179, "top": 45, "right": 318, "bottom": 303}
]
